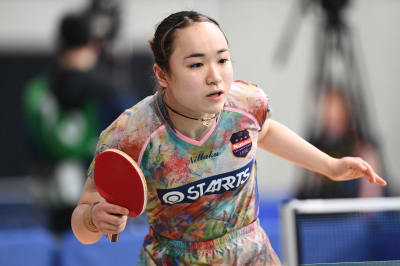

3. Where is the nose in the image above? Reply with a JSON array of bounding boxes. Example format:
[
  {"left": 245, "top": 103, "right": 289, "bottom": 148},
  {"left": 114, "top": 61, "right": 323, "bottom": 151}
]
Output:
[{"left": 206, "top": 63, "right": 222, "bottom": 86}]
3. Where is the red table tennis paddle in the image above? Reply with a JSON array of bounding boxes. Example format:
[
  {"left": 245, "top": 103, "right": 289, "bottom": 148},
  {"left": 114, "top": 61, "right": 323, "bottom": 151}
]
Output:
[{"left": 94, "top": 148, "right": 147, "bottom": 242}]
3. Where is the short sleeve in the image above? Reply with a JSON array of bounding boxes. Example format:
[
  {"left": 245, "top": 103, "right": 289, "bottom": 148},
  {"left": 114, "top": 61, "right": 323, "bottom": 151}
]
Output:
[
  {"left": 86, "top": 114, "right": 127, "bottom": 179},
  {"left": 250, "top": 81, "right": 272, "bottom": 121},
  {"left": 230, "top": 80, "right": 272, "bottom": 129}
]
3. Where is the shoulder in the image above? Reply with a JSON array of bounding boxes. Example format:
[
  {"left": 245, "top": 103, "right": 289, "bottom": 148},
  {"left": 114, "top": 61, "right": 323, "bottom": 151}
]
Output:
[
  {"left": 225, "top": 80, "right": 271, "bottom": 129},
  {"left": 230, "top": 80, "right": 267, "bottom": 96},
  {"left": 95, "top": 94, "right": 163, "bottom": 159},
  {"left": 226, "top": 80, "right": 270, "bottom": 110},
  {"left": 226, "top": 80, "right": 269, "bottom": 107}
]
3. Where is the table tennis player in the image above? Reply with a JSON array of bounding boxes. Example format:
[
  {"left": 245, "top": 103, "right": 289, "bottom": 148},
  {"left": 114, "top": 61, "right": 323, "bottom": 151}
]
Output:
[{"left": 71, "top": 11, "right": 387, "bottom": 265}]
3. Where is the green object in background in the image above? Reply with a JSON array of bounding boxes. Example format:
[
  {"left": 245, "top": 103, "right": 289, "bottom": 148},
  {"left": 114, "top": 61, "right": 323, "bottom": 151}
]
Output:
[{"left": 23, "top": 75, "right": 99, "bottom": 160}]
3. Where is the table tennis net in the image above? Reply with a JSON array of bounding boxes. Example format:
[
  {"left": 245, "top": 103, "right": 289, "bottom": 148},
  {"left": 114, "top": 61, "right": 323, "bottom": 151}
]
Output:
[{"left": 281, "top": 197, "right": 400, "bottom": 266}]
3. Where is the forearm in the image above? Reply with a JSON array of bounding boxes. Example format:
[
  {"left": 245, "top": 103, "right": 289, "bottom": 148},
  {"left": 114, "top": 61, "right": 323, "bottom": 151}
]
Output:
[
  {"left": 71, "top": 203, "right": 104, "bottom": 244},
  {"left": 258, "top": 120, "right": 334, "bottom": 178}
]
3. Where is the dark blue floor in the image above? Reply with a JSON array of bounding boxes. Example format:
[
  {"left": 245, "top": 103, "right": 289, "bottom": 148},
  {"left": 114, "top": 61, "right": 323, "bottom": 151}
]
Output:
[
  {"left": 0, "top": 198, "right": 284, "bottom": 266},
  {"left": 5, "top": 197, "right": 400, "bottom": 266}
]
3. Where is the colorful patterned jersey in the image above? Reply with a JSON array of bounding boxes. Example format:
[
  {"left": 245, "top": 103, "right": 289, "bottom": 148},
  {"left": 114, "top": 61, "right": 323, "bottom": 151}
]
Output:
[{"left": 88, "top": 80, "right": 271, "bottom": 241}]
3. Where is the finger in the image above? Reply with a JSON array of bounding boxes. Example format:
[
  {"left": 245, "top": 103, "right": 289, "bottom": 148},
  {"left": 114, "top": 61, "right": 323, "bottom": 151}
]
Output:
[
  {"left": 358, "top": 160, "right": 375, "bottom": 183},
  {"left": 357, "top": 158, "right": 368, "bottom": 172},
  {"left": 92, "top": 206, "right": 127, "bottom": 229},
  {"left": 104, "top": 203, "right": 130, "bottom": 216},
  {"left": 363, "top": 163, "right": 376, "bottom": 184},
  {"left": 105, "top": 213, "right": 127, "bottom": 226},
  {"left": 374, "top": 173, "right": 387, "bottom": 186},
  {"left": 99, "top": 222, "right": 125, "bottom": 234},
  {"left": 348, "top": 158, "right": 366, "bottom": 179},
  {"left": 97, "top": 217, "right": 127, "bottom": 233},
  {"left": 360, "top": 161, "right": 387, "bottom": 186}
]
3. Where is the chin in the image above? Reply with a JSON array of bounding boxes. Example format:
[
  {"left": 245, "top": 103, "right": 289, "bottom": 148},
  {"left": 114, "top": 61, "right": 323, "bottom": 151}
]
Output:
[
  {"left": 200, "top": 96, "right": 226, "bottom": 114},
  {"left": 209, "top": 103, "right": 225, "bottom": 114}
]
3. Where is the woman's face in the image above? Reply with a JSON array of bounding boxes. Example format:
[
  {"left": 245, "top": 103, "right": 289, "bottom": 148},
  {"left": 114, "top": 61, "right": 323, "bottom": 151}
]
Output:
[
  {"left": 161, "top": 22, "right": 233, "bottom": 117},
  {"left": 323, "top": 90, "right": 350, "bottom": 136}
]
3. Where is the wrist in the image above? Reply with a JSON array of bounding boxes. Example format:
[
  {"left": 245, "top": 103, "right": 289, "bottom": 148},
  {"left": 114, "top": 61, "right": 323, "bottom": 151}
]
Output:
[
  {"left": 84, "top": 202, "right": 100, "bottom": 233},
  {"left": 326, "top": 156, "right": 338, "bottom": 180}
]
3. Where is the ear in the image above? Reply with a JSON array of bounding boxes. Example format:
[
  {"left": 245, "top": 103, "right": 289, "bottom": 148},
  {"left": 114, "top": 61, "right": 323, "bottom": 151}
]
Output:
[{"left": 153, "top": 64, "right": 169, "bottom": 88}]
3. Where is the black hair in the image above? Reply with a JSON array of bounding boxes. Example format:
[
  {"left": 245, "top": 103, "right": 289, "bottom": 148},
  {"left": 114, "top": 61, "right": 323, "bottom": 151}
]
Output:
[
  {"left": 59, "top": 13, "right": 91, "bottom": 50},
  {"left": 149, "top": 11, "right": 225, "bottom": 73}
]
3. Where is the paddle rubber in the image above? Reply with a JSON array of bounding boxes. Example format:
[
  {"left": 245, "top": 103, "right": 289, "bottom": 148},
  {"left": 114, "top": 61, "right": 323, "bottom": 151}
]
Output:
[{"left": 94, "top": 148, "right": 147, "bottom": 242}]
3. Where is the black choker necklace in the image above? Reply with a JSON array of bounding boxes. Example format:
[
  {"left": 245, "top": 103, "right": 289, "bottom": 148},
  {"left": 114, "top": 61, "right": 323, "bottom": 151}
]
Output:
[{"left": 164, "top": 101, "right": 216, "bottom": 127}]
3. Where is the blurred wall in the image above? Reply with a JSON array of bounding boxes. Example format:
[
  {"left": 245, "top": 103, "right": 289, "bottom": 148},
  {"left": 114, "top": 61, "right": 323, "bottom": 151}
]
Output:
[{"left": 1, "top": 0, "right": 399, "bottom": 197}]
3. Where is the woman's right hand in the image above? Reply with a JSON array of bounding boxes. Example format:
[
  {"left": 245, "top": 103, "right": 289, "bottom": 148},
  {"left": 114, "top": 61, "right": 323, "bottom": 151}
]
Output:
[{"left": 91, "top": 201, "right": 130, "bottom": 235}]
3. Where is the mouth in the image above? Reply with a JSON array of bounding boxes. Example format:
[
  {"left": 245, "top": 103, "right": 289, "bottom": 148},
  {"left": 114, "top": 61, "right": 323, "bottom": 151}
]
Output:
[{"left": 206, "top": 90, "right": 224, "bottom": 98}]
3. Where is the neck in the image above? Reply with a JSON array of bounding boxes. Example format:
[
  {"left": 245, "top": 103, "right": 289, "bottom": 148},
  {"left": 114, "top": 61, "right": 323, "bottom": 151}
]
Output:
[
  {"left": 163, "top": 94, "right": 216, "bottom": 140},
  {"left": 164, "top": 101, "right": 216, "bottom": 126}
]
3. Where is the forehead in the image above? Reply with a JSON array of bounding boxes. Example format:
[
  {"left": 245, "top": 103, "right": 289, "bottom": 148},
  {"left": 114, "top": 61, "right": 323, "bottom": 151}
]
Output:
[{"left": 172, "top": 22, "right": 228, "bottom": 56}]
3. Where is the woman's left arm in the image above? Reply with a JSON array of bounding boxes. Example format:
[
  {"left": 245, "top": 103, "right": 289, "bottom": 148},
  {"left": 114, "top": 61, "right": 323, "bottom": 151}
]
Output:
[{"left": 258, "top": 119, "right": 387, "bottom": 186}]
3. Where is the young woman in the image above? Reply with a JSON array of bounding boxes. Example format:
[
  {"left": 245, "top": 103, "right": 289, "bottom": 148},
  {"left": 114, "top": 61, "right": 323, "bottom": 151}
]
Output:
[{"left": 71, "top": 11, "right": 386, "bottom": 265}]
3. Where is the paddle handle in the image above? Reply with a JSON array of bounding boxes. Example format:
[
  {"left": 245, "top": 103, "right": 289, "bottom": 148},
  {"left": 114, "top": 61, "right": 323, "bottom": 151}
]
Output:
[
  {"left": 106, "top": 212, "right": 123, "bottom": 242},
  {"left": 107, "top": 233, "right": 119, "bottom": 242}
]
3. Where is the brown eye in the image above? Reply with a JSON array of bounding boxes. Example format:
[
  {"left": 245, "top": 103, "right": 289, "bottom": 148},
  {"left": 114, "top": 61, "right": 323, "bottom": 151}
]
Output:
[{"left": 190, "top": 63, "right": 203, "bottom": 68}]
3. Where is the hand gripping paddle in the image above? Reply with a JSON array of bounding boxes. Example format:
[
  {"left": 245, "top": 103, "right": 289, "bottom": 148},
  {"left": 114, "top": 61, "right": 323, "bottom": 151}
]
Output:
[{"left": 94, "top": 148, "right": 147, "bottom": 242}]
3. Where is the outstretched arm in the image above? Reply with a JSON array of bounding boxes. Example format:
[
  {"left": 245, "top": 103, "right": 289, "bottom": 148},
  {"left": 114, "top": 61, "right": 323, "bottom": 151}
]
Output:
[{"left": 257, "top": 119, "right": 387, "bottom": 186}]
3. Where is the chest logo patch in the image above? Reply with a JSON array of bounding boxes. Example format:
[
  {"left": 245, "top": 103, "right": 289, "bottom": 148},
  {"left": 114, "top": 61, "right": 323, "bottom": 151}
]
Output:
[
  {"left": 157, "top": 160, "right": 254, "bottom": 205},
  {"left": 230, "top": 129, "right": 252, "bottom": 158}
]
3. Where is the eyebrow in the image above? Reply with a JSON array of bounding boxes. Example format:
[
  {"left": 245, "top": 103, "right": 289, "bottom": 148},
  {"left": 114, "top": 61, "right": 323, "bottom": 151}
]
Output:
[{"left": 184, "top": 48, "right": 229, "bottom": 59}]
